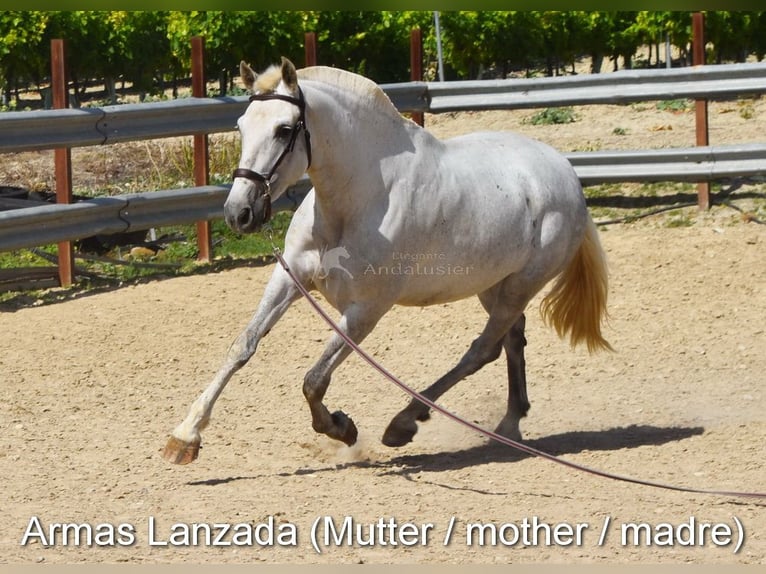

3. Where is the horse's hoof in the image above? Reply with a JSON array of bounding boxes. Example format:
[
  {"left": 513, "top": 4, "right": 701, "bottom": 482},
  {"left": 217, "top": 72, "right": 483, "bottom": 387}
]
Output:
[
  {"left": 381, "top": 416, "right": 418, "bottom": 447},
  {"left": 493, "top": 416, "right": 523, "bottom": 443},
  {"left": 331, "top": 411, "right": 358, "bottom": 446},
  {"left": 162, "top": 436, "right": 200, "bottom": 465}
]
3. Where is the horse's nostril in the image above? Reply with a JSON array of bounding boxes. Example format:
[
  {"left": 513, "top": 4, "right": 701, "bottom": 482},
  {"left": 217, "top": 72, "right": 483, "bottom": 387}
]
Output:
[{"left": 237, "top": 207, "right": 253, "bottom": 229}]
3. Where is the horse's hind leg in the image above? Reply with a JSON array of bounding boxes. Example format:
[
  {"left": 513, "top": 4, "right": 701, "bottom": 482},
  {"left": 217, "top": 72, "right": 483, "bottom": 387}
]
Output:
[
  {"left": 494, "top": 313, "right": 530, "bottom": 442},
  {"left": 382, "top": 288, "right": 528, "bottom": 447}
]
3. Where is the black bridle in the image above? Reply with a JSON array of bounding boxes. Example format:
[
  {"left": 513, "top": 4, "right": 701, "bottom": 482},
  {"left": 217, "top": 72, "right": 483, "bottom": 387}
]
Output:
[{"left": 231, "top": 89, "right": 312, "bottom": 188}]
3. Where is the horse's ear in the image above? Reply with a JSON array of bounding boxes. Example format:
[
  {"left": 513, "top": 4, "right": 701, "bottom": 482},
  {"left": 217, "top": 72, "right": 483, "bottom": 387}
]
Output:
[
  {"left": 240, "top": 60, "right": 257, "bottom": 91},
  {"left": 280, "top": 57, "right": 298, "bottom": 92}
]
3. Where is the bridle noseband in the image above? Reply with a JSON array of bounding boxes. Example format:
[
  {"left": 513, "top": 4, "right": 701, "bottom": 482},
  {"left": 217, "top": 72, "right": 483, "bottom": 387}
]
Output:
[{"left": 231, "top": 89, "right": 312, "bottom": 189}]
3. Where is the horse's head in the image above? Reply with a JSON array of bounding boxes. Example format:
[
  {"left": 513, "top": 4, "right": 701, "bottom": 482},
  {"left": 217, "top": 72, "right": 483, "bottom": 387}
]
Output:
[{"left": 225, "top": 57, "right": 311, "bottom": 234}]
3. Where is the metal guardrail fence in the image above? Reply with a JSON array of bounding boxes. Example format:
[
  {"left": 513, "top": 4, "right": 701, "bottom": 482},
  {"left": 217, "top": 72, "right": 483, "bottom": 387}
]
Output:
[
  {"left": 3, "top": 62, "right": 766, "bottom": 154},
  {"left": 424, "top": 62, "right": 766, "bottom": 111},
  {"left": 3, "top": 141, "right": 764, "bottom": 253},
  {"left": 1, "top": 62, "right": 766, "bottom": 254},
  {"left": 0, "top": 97, "right": 247, "bottom": 153},
  {"left": 0, "top": 182, "right": 312, "bottom": 253},
  {"left": 569, "top": 143, "right": 766, "bottom": 185}
]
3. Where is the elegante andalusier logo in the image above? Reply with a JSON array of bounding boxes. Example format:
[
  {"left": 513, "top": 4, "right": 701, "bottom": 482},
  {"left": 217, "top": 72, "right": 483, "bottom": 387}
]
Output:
[
  {"left": 317, "top": 246, "right": 354, "bottom": 280},
  {"left": 316, "top": 245, "right": 475, "bottom": 279},
  {"left": 363, "top": 251, "right": 474, "bottom": 276}
]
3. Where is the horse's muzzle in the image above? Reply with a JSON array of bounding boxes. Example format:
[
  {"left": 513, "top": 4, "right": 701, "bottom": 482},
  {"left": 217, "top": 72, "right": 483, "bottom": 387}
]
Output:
[{"left": 224, "top": 187, "right": 272, "bottom": 234}]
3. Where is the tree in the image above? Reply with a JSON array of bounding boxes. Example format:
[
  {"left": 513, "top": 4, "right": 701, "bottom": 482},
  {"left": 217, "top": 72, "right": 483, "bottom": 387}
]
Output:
[
  {"left": 1, "top": 10, "right": 764, "bottom": 110},
  {"left": 573, "top": 12, "right": 614, "bottom": 73},
  {"left": 301, "top": 11, "right": 429, "bottom": 83},
  {"left": 0, "top": 11, "right": 48, "bottom": 106},
  {"left": 41, "top": 12, "right": 120, "bottom": 106},
  {"left": 705, "top": 11, "right": 752, "bottom": 64},
  {"left": 167, "top": 11, "right": 305, "bottom": 96},
  {"left": 537, "top": 11, "right": 587, "bottom": 76},
  {"left": 748, "top": 12, "right": 766, "bottom": 60},
  {"left": 661, "top": 12, "right": 693, "bottom": 65},
  {"left": 472, "top": 12, "right": 543, "bottom": 78},
  {"left": 635, "top": 11, "right": 673, "bottom": 67},
  {"left": 114, "top": 11, "right": 172, "bottom": 101},
  {"left": 607, "top": 12, "right": 641, "bottom": 70}
]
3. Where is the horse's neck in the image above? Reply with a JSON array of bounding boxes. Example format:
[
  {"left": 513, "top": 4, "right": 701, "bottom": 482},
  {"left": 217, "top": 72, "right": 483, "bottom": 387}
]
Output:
[{"left": 303, "top": 80, "right": 422, "bottom": 223}]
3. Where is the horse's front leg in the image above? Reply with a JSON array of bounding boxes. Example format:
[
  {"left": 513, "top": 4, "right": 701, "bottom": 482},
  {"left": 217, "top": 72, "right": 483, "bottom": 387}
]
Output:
[
  {"left": 302, "top": 303, "right": 386, "bottom": 445},
  {"left": 162, "top": 265, "right": 304, "bottom": 464}
]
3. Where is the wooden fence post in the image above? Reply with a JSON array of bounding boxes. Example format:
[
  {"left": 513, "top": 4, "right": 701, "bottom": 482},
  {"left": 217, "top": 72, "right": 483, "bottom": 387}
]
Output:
[
  {"left": 51, "top": 39, "right": 75, "bottom": 287},
  {"left": 693, "top": 12, "right": 710, "bottom": 210},
  {"left": 305, "top": 32, "right": 317, "bottom": 67},
  {"left": 410, "top": 28, "right": 424, "bottom": 127},
  {"left": 191, "top": 36, "right": 212, "bottom": 262}
]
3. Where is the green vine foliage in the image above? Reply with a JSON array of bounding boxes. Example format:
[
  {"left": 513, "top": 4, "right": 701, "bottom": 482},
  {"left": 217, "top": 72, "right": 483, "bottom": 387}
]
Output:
[{"left": 0, "top": 11, "right": 764, "bottom": 107}]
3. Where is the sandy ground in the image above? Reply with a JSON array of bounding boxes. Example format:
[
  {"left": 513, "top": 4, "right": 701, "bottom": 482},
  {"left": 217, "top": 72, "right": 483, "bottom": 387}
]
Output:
[
  {"left": 1, "top": 224, "right": 765, "bottom": 565},
  {"left": 1, "top": 69, "right": 765, "bottom": 565}
]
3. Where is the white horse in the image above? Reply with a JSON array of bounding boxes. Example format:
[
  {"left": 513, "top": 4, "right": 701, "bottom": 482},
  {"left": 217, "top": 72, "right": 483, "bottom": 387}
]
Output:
[{"left": 163, "top": 58, "right": 611, "bottom": 464}]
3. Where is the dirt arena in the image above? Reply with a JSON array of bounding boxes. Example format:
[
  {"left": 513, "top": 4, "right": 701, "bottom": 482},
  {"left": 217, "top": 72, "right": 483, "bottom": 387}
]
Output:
[
  {"left": 1, "top": 218, "right": 764, "bottom": 564},
  {"left": 2, "top": 85, "right": 766, "bottom": 564}
]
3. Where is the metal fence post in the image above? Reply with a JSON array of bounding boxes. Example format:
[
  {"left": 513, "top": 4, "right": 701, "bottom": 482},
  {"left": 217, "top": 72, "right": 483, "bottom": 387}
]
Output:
[
  {"left": 693, "top": 12, "right": 710, "bottom": 210},
  {"left": 192, "top": 36, "right": 212, "bottom": 262},
  {"left": 51, "top": 39, "right": 75, "bottom": 287},
  {"left": 410, "top": 28, "right": 424, "bottom": 127}
]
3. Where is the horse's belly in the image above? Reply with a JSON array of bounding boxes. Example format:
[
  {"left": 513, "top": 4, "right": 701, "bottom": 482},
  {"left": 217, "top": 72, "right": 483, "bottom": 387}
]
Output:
[{"left": 391, "top": 257, "right": 525, "bottom": 306}]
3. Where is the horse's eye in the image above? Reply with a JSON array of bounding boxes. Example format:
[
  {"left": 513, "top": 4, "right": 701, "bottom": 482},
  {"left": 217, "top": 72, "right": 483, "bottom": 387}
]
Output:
[{"left": 276, "top": 125, "right": 294, "bottom": 139}]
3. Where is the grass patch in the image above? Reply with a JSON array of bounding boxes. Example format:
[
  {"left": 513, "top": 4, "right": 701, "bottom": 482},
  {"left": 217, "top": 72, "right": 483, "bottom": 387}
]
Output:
[
  {"left": 664, "top": 212, "right": 695, "bottom": 227},
  {"left": 655, "top": 98, "right": 691, "bottom": 113},
  {"left": 526, "top": 107, "right": 578, "bottom": 125},
  {"left": 0, "top": 245, "right": 58, "bottom": 270},
  {"left": 737, "top": 99, "right": 756, "bottom": 120},
  {"left": 211, "top": 212, "right": 292, "bottom": 258}
]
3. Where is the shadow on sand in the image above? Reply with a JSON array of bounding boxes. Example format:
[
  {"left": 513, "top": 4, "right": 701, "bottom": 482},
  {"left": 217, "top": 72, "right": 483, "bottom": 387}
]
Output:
[{"left": 187, "top": 424, "right": 705, "bottom": 488}]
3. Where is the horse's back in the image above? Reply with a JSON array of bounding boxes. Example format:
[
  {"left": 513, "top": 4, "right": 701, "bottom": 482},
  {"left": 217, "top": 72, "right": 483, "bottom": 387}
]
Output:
[
  {"left": 435, "top": 130, "right": 585, "bottom": 235},
  {"left": 444, "top": 131, "right": 582, "bottom": 203}
]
